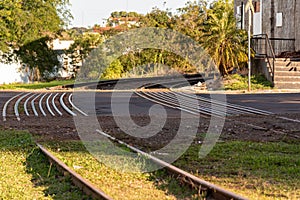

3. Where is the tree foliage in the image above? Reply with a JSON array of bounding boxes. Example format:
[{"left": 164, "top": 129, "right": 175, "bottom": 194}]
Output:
[
  {"left": 100, "top": 0, "right": 248, "bottom": 77},
  {"left": 140, "top": 8, "right": 173, "bottom": 28},
  {"left": 66, "top": 32, "right": 104, "bottom": 76},
  {"left": 203, "top": 0, "right": 248, "bottom": 75},
  {"left": 0, "top": 0, "right": 71, "bottom": 81},
  {"left": 16, "top": 37, "right": 60, "bottom": 81},
  {"left": 174, "top": 1, "right": 207, "bottom": 42},
  {"left": 0, "top": 0, "right": 71, "bottom": 53}
]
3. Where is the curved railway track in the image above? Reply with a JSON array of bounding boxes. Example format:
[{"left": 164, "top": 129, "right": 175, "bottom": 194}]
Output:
[
  {"left": 135, "top": 89, "right": 300, "bottom": 139},
  {"left": 1, "top": 77, "right": 298, "bottom": 199},
  {"left": 2, "top": 92, "right": 88, "bottom": 122},
  {"left": 38, "top": 125, "right": 248, "bottom": 200},
  {"left": 135, "top": 90, "right": 272, "bottom": 117},
  {"left": 1, "top": 90, "right": 249, "bottom": 199},
  {"left": 95, "top": 129, "right": 247, "bottom": 200}
]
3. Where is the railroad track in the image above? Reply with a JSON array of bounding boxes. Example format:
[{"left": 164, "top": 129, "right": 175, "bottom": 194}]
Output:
[
  {"left": 2, "top": 92, "right": 88, "bottom": 122},
  {"left": 135, "top": 90, "right": 272, "bottom": 117},
  {"left": 63, "top": 74, "right": 205, "bottom": 90},
  {"left": 34, "top": 128, "right": 249, "bottom": 200},
  {"left": 1, "top": 79, "right": 298, "bottom": 199},
  {"left": 1, "top": 90, "right": 249, "bottom": 199},
  {"left": 135, "top": 89, "right": 300, "bottom": 140}
]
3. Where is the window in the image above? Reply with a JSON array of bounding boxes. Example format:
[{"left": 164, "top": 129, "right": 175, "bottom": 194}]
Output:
[
  {"left": 276, "top": 12, "right": 283, "bottom": 27},
  {"left": 254, "top": 2, "right": 260, "bottom": 13}
]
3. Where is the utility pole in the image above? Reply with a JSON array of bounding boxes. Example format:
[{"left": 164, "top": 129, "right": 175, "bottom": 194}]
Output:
[{"left": 246, "top": 0, "right": 254, "bottom": 91}]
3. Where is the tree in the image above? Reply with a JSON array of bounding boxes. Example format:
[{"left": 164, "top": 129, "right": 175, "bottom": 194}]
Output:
[
  {"left": 0, "top": 0, "right": 71, "bottom": 81},
  {"left": 174, "top": 1, "right": 207, "bottom": 42},
  {"left": 15, "top": 37, "right": 60, "bottom": 81},
  {"left": 0, "top": 0, "right": 71, "bottom": 53},
  {"left": 140, "top": 7, "right": 173, "bottom": 28},
  {"left": 67, "top": 32, "right": 104, "bottom": 76},
  {"left": 203, "top": 0, "right": 248, "bottom": 76}
]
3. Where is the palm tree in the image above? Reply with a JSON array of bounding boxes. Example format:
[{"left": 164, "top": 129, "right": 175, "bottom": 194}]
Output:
[{"left": 203, "top": 0, "right": 248, "bottom": 76}]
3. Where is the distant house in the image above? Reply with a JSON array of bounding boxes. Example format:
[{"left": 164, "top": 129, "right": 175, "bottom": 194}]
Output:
[
  {"left": 234, "top": 0, "right": 300, "bottom": 55},
  {"left": 51, "top": 39, "right": 75, "bottom": 78},
  {"left": 0, "top": 62, "right": 29, "bottom": 84},
  {"left": 107, "top": 17, "right": 140, "bottom": 28},
  {"left": 0, "top": 39, "right": 75, "bottom": 84},
  {"left": 93, "top": 17, "right": 140, "bottom": 34}
]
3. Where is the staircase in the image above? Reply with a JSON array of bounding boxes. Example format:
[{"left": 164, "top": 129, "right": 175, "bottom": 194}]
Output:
[
  {"left": 252, "top": 34, "right": 300, "bottom": 89},
  {"left": 273, "top": 58, "right": 300, "bottom": 89}
]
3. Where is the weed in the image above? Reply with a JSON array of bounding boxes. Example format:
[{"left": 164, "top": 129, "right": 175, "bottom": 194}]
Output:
[{"left": 224, "top": 74, "right": 273, "bottom": 90}]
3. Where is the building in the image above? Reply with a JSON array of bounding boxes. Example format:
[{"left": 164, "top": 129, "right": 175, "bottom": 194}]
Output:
[
  {"left": 0, "top": 62, "right": 29, "bottom": 84},
  {"left": 235, "top": 0, "right": 300, "bottom": 55},
  {"left": 93, "top": 17, "right": 140, "bottom": 34},
  {"left": 0, "top": 39, "right": 75, "bottom": 84},
  {"left": 235, "top": 0, "right": 300, "bottom": 89}
]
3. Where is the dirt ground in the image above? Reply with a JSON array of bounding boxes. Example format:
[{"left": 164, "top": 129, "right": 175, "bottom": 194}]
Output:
[
  {"left": 1, "top": 90, "right": 299, "bottom": 149},
  {"left": 1, "top": 112, "right": 299, "bottom": 152}
]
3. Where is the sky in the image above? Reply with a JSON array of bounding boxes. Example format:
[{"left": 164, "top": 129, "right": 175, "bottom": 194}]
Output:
[{"left": 69, "top": 0, "right": 191, "bottom": 28}]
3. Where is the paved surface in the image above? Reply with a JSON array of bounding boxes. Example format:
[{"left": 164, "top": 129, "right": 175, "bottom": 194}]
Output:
[
  {"left": 224, "top": 93, "right": 300, "bottom": 114},
  {"left": 1, "top": 91, "right": 300, "bottom": 116}
]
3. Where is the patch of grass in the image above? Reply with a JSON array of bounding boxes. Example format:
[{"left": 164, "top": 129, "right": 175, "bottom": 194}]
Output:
[
  {"left": 0, "top": 80, "right": 74, "bottom": 90},
  {"left": 224, "top": 74, "right": 273, "bottom": 90},
  {"left": 42, "top": 140, "right": 200, "bottom": 200},
  {"left": 174, "top": 141, "right": 300, "bottom": 200},
  {"left": 0, "top": 129, "right": 90, "bottom": 199}
]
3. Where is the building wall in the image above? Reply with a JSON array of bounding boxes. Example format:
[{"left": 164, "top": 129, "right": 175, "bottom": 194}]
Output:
[
  {"left": 262, "top": 0, "right": 295, "bottom": 38},
  {"left": 235, "top": 0, "right": 300, "bottom": 53},
  {"left": 0, "top": 62, "right": 29, "bottom": 84},
  {"left": 295, "top": 1, "right": 300, "bottom": 51},
  {"left": 0, "top": 39, "right": 75, "bottom": 84}
]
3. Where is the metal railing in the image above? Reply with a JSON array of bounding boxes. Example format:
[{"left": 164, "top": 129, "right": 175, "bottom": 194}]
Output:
[
  {"left": 269, "top": 38, "right": 296, "bottom": 56},
  {"left": 252, "top": 34, "right": 276, "bottom": 81}
]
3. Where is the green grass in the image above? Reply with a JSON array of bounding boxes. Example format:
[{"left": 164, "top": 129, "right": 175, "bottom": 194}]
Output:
[
  {"left": 40, "top": 140, "right": 300, "bottom": 199},
  {"left": 0, "top": 129, "right": 90, "bottom": 200},
  {"left": 224, "top": 74, "right": 273, "bottom": 90},
  {"left": 42, "top": 140, "right": 200, "bottom": 200},
  {"left": 0, "top": 80, "right": 74, "bottom": 90},
  {"left": 174, "top": 141, "right": 300, "bottom": 200}
]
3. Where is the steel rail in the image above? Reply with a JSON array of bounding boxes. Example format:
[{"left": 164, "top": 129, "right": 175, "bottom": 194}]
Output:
[
  {"left": 59, "top": 93, "right": 77, "bottom": 116},
  {"left": 24, "top": 93, "right": 37, "bottom": 116},
  {"left": 145, "top": 91, "right": 220, "bottom": 116},
  {"left": 159, "top": 91, "right": 239, "bottom": 116},
  {"left": 52, "top": 93, "right": 63, "bottom": 116},
  {"left": 152, "top": 91, "right": 229, "bottom": 117},
  {"left": 68, "top": 93, "right": 88, "bottom": 116},
  {"left": 135, "top": 91, "right": 200, "bottom": 116},
  {"left": 31, "top": 93, "right": 42, "bottom": 116},
  {"left": 138, "top": 90, "right": 299, "bottom": 139},
  {"left": 137, "top": 91, "right": 218, "bottom": 117},
  {"left": 276, "top": 116, "right": 300, "bottom": 123},
  {"left": 96, "top": 129, "right": 247, "bottom": 200},
  {"left": 161, "top": 91, "right": 253, "bottom": 116},
  {"left": 39, "top": 93, "right": 48, "bottom": 116},
  {"left": 14, "top": 93, "right": 31, "bottom": 121},
  {"left": 37, "top": 143, "right": 113, "bottom": 200},
  {"left": 173, "top": 91, "right": 272, "bottom": 115},
  {"left": 46, "top": 93, "right": 56, "bottom": 116},
  {"left": 172, "top": 91, "right": 300, "bottom": 125},
  {"left": 141, "top": 90, "right": 221, "bottom": 117},
  {"left": 137, "top": 91, "right": 203, "bottom": 115},
  {"left": 2, "top": 93, "right": 23, "bottom": 121}
]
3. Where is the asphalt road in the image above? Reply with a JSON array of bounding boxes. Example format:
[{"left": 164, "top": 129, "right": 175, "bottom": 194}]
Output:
[
  {"left": 225, "top": 93, "right": 300, "bottom": 114},
  {"left": 1, "top": 91, "right": 300, "bottom": 116}
]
